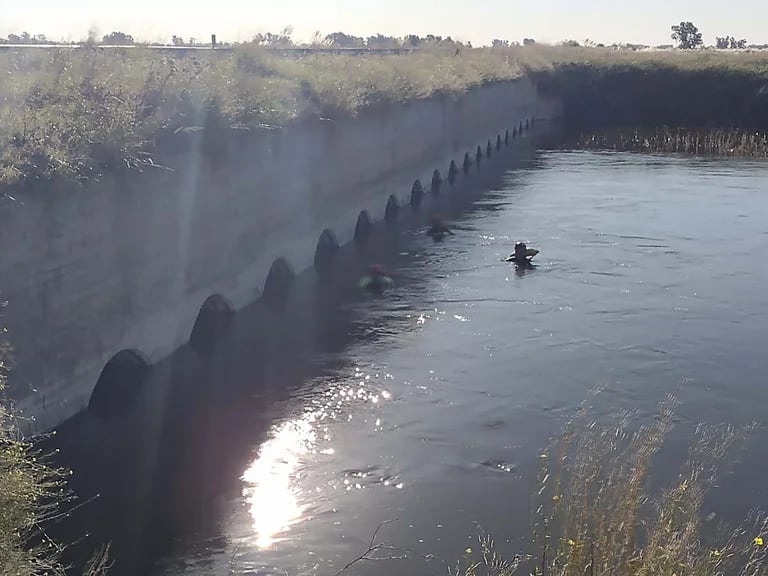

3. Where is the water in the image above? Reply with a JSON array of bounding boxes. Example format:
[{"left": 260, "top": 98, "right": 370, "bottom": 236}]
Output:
[{"left": 53, "top": 151, "right": 768, "bottom": 575}]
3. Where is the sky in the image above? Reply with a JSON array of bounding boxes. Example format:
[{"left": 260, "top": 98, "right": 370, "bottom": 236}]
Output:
[{"left": 0, "top": 0, "right": 765, "bottom": 47}]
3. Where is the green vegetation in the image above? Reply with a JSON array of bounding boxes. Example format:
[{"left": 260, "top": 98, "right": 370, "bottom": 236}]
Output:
[
  {"left": 0, "top": 316, "right": 108, "bottom": 575},
  {"left": 1, "top": 321, "right": 62, "bottom": 574},
  {"left": 671, "top": 22, "right": 704, "bottom": 50},
  {"left": 528, "top": 48, "right": 768, "bottom": 152},
  {"left": 0, "top": 45, "right": 524, "bottom": 189},
  {"left": 4, "top": 44, "right": 768, "bottom": 192},
  {"left": 336, "top": 396, "right": 768, "bottom": 576},
  {"left": 455, "top": 396, "right": 768, "bottom": 576}
]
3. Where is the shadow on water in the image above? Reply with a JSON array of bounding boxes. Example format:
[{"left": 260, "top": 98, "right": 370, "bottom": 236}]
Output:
[{"left": 43, "top": 127, "right": 552, "bottom": 575}]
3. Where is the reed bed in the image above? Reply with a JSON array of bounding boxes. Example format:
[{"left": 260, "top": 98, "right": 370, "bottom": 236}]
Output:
[{"left": 559, "top": 126, "right": 768, "bottom": 156}]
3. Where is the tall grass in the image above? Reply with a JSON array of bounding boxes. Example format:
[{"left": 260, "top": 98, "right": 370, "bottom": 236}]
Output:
[
  {"left": 0, "top": 309, "right": 109, "bottom": 575},
  {"left": 5, "top": 44, "right": 768, "bottom": 191},
  {"left": 514, "top": 44, "right": 768, "bottom": 74},
  {"left": 456, "top": 396, "right": 768, "bottom": 576},
  {"left": 0, "top": 45, "right": 524, "bottom": 188}
]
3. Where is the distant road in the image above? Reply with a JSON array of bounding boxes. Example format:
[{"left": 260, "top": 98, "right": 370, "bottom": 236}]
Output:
[{"left": 0, "top": 43, "right": 417, "bottom": 56}]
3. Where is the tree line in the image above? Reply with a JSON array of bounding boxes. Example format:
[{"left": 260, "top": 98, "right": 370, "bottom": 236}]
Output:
[
  {"left": 0, "top": 29, "right": 473, "bottom": 49},
  {"left": 671, "top": 21, "right": 748, "bottom": 49},
  {"left": 0, "top": 24, "right": 757, "bottom": 50}
]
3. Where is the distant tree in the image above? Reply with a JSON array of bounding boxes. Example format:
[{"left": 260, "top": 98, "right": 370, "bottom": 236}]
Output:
[
  {"left": 422, "top": 34, "right": 445, "bottom": 45},
  {"left": 366, "top": 34, "right": 399, "bottom": 49},
  {"left": 171, "top": 35, "right": 185, "bottom": 46},
  {"left": 671, "top": 21, "right": 702, "bottom": 49},
  {"left": 717, "top": 35, "right": 747, "bottom": 49},
  {"left": 324, "top": 31, "right": 365, "bottom": 48},
  {"left": 5, "top": 33, "right": 49, "bottom": 44},
  {"left": 523, "top": 38, "right": 536, "bottom": 46},
  {"left": 560, "top": 39, "right": 581, "bottom": 47},
  {"left": 4, "top": 32, "right": 33, "bottom": 43},
  {"left": 492, "top": 39, "right": 510, "bottom": 48},
  {"left": 402, "top": 34, "right": 422, "bottom": 48},
  {"left": 102, "top": 31, "right": 135, "bottom": 45}
]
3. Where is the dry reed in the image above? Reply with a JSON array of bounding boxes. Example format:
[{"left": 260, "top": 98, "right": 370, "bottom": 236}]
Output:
[
  {"left": 4, "top": 44, "right": 768, "bottom": 190},
  {"left": 1, "top": 310, "right": 109, "bottom": 576},
  {"left": 458, "top": 395, "right": 768, "bottom": 576},
  {"left": 559, "top": 127, "right": 768, "bottom": 156}
]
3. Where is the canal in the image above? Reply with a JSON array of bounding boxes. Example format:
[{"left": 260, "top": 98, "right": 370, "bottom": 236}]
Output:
[{"left": 51, "top": 149, "right": 768, "bottom": 575}]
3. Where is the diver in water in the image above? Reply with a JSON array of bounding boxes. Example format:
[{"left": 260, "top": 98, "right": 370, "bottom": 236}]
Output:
[
  {"left": 505, "top": 242, "right": 538, "bottom": 266},
  {"left": 426, "top": 216, "right": 455, "bottom": 241},
  {"left": 359, "top": 264, "right": 394, "bottom": 294}
]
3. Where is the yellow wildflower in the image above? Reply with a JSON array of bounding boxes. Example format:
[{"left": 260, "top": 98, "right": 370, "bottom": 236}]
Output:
[
  {"left": 552, "top": 495, "right": 561, "bottom": 502},
  {"left": 568, "top": 539, "right": 577, "bottom": 546},
  {"left": 710, "top": 549, "right": 721, "bottom": 557},
  {"left": 465, "top": 547, "right": 473, "bottom": 555},
  {"left": 754, "top": 537, "right": 764, "bottom": 546}
]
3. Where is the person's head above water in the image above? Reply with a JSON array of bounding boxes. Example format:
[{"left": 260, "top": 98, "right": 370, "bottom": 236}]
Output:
[
  {"left": 514, "top": 242, "right": 527, "bottom": 259},
  {"left": 369, "top": 264, "right": 387, "bottom": 277}
]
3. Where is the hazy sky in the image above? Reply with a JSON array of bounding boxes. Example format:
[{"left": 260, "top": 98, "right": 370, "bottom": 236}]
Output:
[{"left": 0, "top": 0, "right": 764, "bottom": 46}]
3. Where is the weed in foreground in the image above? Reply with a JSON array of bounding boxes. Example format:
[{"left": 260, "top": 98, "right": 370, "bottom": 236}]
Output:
[
  {"left": 1, "top": 312, "right": 109, "bottom": 576},
  {"left": 454, "top": 395, "right": 768, "bottom": 576}
]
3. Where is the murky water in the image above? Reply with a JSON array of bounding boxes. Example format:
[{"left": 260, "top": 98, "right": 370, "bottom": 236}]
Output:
[{"left": 53, "top": 151, "right": 768, "bottom": 575}]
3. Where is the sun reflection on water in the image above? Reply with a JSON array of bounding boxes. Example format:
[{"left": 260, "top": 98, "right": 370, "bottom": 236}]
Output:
[
  {"left": 241, "top": 417, "right": 315, "bottom": 549},
  {"left": 240, "top": 369, "right": 393, "bottom": 549}
]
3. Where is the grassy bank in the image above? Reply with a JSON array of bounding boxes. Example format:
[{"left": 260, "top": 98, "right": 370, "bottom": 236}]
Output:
[
  {"left": 0, "top": 316, "right": 107, "bottom": 576},
  {"left": 4, "top": 45, "right": 768, "bottom": 192},
  {"left": 0, "top": 45, "right": 525, "bottom": 189},
  {"left": 1, "top": 320, "right": 63, "bottom": 574},
  {"left": 531, "top": 61, "right": 768, "bottom": 135}
]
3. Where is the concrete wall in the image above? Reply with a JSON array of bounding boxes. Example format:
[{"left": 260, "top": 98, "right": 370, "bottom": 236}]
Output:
[{"left": 0, "top": 78, "right": 560, "bottom": 434}]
